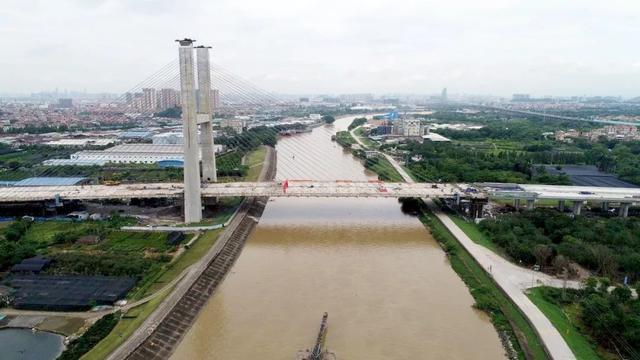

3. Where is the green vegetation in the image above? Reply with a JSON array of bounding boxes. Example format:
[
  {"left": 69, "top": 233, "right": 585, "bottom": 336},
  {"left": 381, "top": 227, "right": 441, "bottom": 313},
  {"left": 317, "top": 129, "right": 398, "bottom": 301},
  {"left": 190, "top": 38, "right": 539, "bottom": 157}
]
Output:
[
  {"left": 480, "top": 209, "right": 640, "bottom": 281},
  {"left": 354, "top": 127, "right": 377, "bottom": 149},
  {"left": 527, "top": 287, "right": 601, "bottom": 360},
  {"left": 450, "top": 215, "right": 504, "bottom": 256},
  {"left": 81, "top": 287, "right": 172, "bottom": 360},
  {"left": 583, "top": 140, "right": 640, "bottom": 185},
  {"left": 154, "top": 106, "right": 181, "bottom": 118},
  {"left": 0, "top": 145, "right": 77, "bottom": 180},
  {"left": 527, "top": 284, "right": 638, "bottom": 359},
  {"left": 58, "top": 312, "right": 120, "bottom": 360},
  {"left": 0, "top": 217, "right": 193, "bottom": 302},
  {"left": 407, "top": 108, "right": 640, "bottom": 185},
  {"left": 362, "top": 156, "right": 403, "bottom": 182},
  {"left": 216, "top": 151, "right": 248, "bottom": 178},
  {"left": 402, "top": 141, "right": 572, "bottom": 184},
  {"left": 0, "top": 216, "right": 134, "bottom": 270},
  {"left": 418, "top": 202, "right": 548, "bottom": 360},
  {"left": 347, "top": 117, "right": 367, "bottom": 130},
  {"left": 322, "top": 114, "right": 336, "bottom": 124},
  {"left": 335, "top": 130, "right": 356, "bottom": 148},
  {"left": 99, "top": 231, "right": 173, "bottom": 253},
  {"left": 244, "top": 146, "right": 267, "bottom": 181}
]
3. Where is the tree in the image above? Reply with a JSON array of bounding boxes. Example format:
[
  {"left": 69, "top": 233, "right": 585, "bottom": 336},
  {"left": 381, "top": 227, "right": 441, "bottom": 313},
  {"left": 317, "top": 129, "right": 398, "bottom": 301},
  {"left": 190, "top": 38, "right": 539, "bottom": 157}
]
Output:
[
  {"left": 154, "top": 106, "right": 182, "bottom": 118},
  {"left": 552, "top": 254, "right": 570, "bottom": 275},
  {"left": 532, "top": 244, "right": 553, "bottom": 270},
  {"left": 590, "top": 244, "right": 617, "bottom": 278},
  {"left": 322, "top": 115, "right": 335, "bottom": 124}
]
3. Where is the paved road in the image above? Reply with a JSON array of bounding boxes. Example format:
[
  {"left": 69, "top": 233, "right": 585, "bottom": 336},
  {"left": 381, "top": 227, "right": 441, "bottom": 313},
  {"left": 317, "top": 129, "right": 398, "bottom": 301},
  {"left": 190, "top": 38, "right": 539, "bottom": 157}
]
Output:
[{"left": 384, "top": 151, "right": 577, "bottom": 360}]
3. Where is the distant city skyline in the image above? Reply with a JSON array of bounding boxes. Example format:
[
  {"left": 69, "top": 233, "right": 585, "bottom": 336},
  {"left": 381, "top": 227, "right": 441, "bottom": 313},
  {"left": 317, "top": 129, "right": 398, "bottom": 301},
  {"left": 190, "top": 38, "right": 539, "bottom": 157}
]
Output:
[{"left": 1, "top": 0, "right": 639, "bottom": 96}]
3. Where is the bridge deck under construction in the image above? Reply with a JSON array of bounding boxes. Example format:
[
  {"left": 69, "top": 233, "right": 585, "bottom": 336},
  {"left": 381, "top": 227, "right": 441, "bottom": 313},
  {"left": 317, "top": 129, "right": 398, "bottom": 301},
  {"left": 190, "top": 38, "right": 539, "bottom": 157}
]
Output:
[{"left": 1, "top": 180, "right": 640, "bottom": 203}]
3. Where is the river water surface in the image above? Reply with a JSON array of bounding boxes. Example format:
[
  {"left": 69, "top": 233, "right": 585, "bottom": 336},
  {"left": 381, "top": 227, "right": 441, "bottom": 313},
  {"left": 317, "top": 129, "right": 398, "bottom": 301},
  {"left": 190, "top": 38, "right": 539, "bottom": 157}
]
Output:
[{"left": 172, "top": 116, "right": 505, "bottom": 359}]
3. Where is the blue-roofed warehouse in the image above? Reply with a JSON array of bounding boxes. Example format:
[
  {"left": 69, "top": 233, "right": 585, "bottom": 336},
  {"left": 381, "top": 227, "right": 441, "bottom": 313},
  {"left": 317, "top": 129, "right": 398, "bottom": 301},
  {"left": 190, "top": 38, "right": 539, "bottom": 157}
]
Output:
[{"left": 13, "top": 177, "right": 90, "bottom": 187}]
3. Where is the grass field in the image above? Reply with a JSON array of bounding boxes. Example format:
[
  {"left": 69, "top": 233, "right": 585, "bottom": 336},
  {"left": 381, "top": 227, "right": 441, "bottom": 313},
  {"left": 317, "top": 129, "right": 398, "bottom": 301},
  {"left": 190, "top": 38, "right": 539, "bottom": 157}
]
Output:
[
  {"left": 527, "top": 287, "right": 600, "bottom": 360},
  {"left": 421, "top": 208, "right": 549, "bottom": 360},
  {"left": 21, "top": 221, "right": 82, "bottom": 246},
  {"left": 450, "top": 215, "right": 506, "bottom": 256},
  {"left": 354, "top": 127, "right": 377, "bottom": 149},
  {"left": 365, "top": 156, "right": 404, "bottom": 182},
  {"left": 244, "top": 146, "right": 267, "bottom": 182},
  {"left": 99, "top": 231, "right": 172, "bottom": 253}
]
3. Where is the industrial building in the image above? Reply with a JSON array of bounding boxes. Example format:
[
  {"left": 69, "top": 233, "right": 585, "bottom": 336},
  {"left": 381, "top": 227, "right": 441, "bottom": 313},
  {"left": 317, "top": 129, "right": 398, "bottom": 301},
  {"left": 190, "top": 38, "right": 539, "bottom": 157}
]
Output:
[
  {"left": 68, "top": 143, "right": 225, "bottom": 164},
  {"left": 152, "top": 131, "right": 221, "bottom": 145},
  {"left": 3, "top": 177, "right": 90, "bottom": 187},
  {"left": 44, "top": 138, "right": 118, "bottom": 147},
  {"left": 118, "top": 130, "right": 154, "bottom": 141}
]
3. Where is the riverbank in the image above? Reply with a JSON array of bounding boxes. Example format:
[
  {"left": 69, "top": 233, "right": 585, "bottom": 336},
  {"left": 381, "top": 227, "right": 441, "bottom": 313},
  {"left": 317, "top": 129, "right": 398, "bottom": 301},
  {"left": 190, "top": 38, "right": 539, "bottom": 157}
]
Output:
[
  {"left": 420, "top": 203, "right": 546, "bottom": 359},
  {"left": 373, "top": 149, "right": 577, "bottom": 359},
  {"left": 102, "top": 146, "right": 277, "bottom": 360}
]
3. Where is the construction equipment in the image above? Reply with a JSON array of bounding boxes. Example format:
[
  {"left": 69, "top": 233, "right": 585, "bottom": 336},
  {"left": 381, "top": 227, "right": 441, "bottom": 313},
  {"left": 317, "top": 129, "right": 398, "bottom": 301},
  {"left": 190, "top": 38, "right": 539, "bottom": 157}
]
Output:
[{"left": 295, "top": 312, "right": 337, "bottom": 360}]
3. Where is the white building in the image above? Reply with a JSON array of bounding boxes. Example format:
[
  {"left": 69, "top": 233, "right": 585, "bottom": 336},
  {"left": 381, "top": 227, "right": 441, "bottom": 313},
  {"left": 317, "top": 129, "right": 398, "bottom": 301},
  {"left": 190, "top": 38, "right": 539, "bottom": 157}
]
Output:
[
  {"left": 44, "top": 138, "right": 118, "bottom": 147},
  {"left": 69, "top": 143, "right": 225, "bottom": 165},
  {"left": 152, "top": 131, "right": 222, "bottom": 145}
]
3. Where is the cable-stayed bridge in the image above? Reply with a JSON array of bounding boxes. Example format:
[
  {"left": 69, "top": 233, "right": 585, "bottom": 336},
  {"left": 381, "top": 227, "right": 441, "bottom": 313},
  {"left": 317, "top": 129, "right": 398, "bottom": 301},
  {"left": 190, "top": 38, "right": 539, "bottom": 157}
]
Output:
[{"left": 14, "top": 39, "right": 640, "bottom": 221}]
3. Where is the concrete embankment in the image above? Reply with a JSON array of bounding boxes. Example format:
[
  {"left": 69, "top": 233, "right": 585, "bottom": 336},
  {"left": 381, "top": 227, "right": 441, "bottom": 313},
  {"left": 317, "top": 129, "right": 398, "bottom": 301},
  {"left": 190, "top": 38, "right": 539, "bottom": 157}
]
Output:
[{"left": 107, "top": 146, "right": 276, "bottom": 360}]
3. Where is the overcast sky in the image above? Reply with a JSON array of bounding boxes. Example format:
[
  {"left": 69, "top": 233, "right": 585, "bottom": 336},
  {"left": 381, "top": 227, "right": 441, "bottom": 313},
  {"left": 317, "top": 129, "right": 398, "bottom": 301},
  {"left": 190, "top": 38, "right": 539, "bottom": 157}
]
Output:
[{"left": 1, "top": 0, "right": 639, "bottom": 97}]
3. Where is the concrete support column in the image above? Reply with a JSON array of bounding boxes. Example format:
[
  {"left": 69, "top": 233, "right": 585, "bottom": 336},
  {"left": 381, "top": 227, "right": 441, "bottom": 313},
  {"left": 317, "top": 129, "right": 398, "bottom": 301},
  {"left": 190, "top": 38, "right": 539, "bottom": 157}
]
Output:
[
  {"left": 177, "top": 38, "right": 202, "bottom": 223},
  {"left": 558, "top": 200, "right": 565, "bottom": 212},
  {"left": 572, "top": 201, "right": 583, "bottom": 216},
  {"left": 526, "top": 199, "right": 535, "bottom": 210},
  {"left": 196, "top": 46, "right": 217, "bottom": 182},
  {"left": 602, "top": 202, "right": 609, "bottom": 212},
  {"left": 514, "top": 199, "right": 521, "bottom": 210},
  {"left": 619, "top": 203, "right": 630, "bottom": 218}
]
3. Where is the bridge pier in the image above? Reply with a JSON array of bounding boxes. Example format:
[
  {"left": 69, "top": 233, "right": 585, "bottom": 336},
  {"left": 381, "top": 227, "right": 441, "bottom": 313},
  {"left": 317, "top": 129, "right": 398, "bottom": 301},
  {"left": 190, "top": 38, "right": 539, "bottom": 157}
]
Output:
[
  {"left": 526, "top": 199, "right": 535, "bottom": 210},
  {"left": 557, "top": 200, "right": 565, "bottom": 212},
  {"left": 513, "top": 199, "right": 521, "bottom": 210},
  {"left": 469, "top": 199, "right": 487, "bottom": 219},
  {"left": 572, "top": 201, "right": 583, "bottom": 216},
  {"left": 602, "top": 201, "right": 610, "bottom": 212},
  {"left": 619, "top": 203, "right": 630, "bottom": 218}
]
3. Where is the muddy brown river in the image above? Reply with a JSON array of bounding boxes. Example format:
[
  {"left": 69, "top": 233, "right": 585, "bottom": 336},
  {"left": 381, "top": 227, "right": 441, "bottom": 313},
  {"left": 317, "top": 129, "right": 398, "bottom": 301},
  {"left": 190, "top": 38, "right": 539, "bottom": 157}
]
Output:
[{"left": 172, "top": 116, "right": 505, "bottom": 359}]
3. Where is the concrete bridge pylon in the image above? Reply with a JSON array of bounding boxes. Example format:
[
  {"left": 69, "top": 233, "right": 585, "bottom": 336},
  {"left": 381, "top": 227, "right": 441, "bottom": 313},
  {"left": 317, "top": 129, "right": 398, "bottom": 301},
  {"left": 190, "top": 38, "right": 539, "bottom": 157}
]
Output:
[
  {"left": 196, "top": 45, "right": 217, "bottom": 183},
  {"left": 177, "top": 38, "right": 203, "bottom": 223}
]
